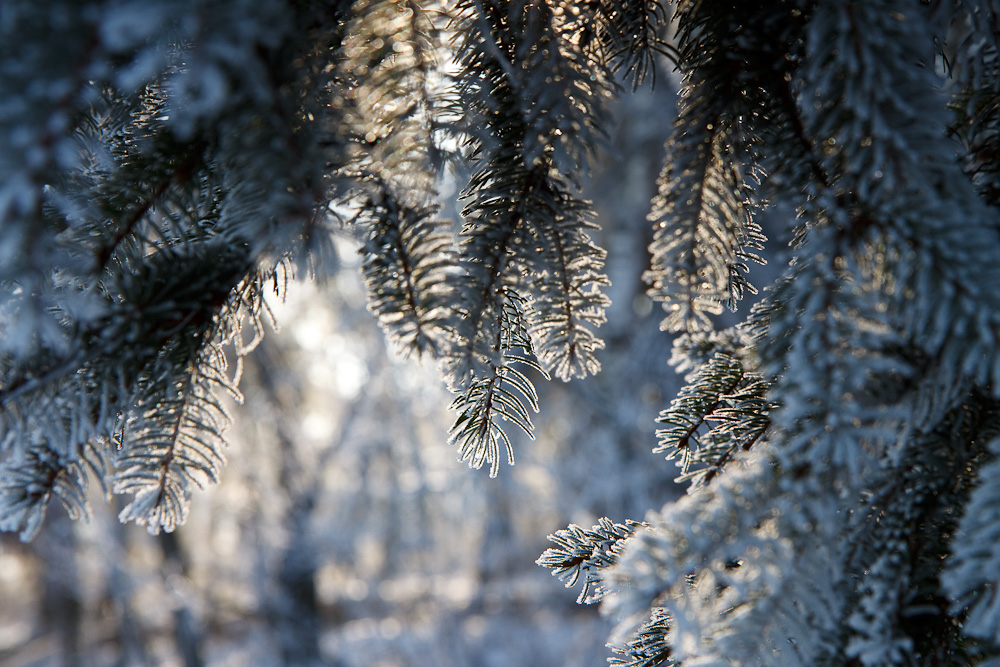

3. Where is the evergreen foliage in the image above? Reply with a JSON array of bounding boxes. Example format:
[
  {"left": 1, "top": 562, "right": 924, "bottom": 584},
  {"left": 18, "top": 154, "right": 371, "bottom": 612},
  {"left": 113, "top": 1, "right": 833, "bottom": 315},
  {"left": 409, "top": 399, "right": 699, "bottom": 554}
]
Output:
[
  {"left": 4, "top": 0, "right": 1000, "bottom": 664},
  {"left": 536, "top": 516, "right": 642, "bottom": 605}
]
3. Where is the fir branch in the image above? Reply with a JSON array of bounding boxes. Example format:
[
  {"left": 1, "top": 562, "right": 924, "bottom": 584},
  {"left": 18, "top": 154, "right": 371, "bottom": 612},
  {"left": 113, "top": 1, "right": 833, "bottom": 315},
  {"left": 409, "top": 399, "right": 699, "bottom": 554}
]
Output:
[
  {"left": 449, "top": 361, "right": 536, "bottom": 478},
  {"left": 603, "top": 449, "right": 846, "bottom": 665},
  {"left": 865, "top": 393, "right": 1000, "bottom": 659},
  {"left": 357, "top": 188, "right": 454, "bottom": 357},
  {"left": 655, "top": 354, "right": 743, "bottom": 459},
  {"left": 449, "top": 290, "right": 543, "bottom": 477},
  {"left": 445, "top": 176, "right": 526, "bottom": 386},
  {"left": 598, "top": 0, "right": 674, "bottom": 88},
  {"left": 454, "top": 0, "right": 616, "bottom": 174},
  {"left": 644, "top": 8, "right": 764, "bottom": 333},
  {"left": 2, "top": 237, "right": 259, "bottom": 535},
  {"left": 0, "top": 444, "right": 91, "bottom": 542},
  {"left": 114, "top": 337, "right": 232, "bottom": 534},
  {"left": 608, "top": 607, "right": 675, "bottom": 667},
  {"left": 765, "top": 231, "right": 907, "bottom": 480},
  {"left": 642, "top": 3, "right": 829, "bottom": 333},
  {"left": 108, "top": 242, "right": 270, "bottom": 533},
  {"left": 519, "top": 184, "right": 611, "bottom": 381},
  {"left": 447, "top": 0, "right": 615, "bottom": 384},
  {"left": 339, "top": 0, "right": 442, "bottom": 185},
  {"left": 653, "top": 352, "right": 772, "bottom": 489},
  {"left": 690, "top": 375, "right": 771, "bottom": 487},
  {"left": 94, "top": 137, "right": 209, "bottom": 272},
  {"left": 537, "top": 517, "right": 642, "bottom": 604}
]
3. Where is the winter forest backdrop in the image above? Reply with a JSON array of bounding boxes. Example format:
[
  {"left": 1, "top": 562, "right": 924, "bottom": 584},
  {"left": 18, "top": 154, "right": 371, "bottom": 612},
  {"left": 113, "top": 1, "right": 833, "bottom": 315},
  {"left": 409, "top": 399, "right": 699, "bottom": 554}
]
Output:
[{"left": 5, "top": 1, "right": 1000, "bottom": 666}]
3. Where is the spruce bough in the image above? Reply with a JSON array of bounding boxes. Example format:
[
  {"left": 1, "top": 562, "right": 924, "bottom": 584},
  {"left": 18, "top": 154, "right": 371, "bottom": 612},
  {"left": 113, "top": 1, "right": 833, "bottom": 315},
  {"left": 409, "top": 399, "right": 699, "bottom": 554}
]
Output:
[{"left": 3, "top": 0, "right": 1000, "bottom": 663}]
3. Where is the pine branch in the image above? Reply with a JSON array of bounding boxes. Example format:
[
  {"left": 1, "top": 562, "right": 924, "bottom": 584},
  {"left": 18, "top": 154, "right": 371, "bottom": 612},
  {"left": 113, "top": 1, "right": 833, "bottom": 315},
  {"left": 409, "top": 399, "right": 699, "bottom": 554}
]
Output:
[
  {"left": 449, "top": 290, "right": 543, "bottom": 477},
  {"left": 357, "top": 189, "right": 454, "bottom": 357},
  {"left": 608, "top": 607, "right": 675, "bottom": 667},
  {"left": 0, "top": 445, "right": 91, "bottom": 542},
  {"left": 447, "top": 0, "right": 616, "bottom": 384},
  {"left": 114, "top": 337, "right": 232, "bottom": 534},
  {"left": 643, "top": 2, "right": 768, "bottom": 333},
  {"left": 654, "top": 353, "right": 743, "bottom": 465},
  {"left": 519, "top": 183, "right": 610, "bottom": 381},
  {"left": 95, "top": 135, "right": 209, "bottom": 272},
  {"left": 598, "top": 0, "right": 674, "bottom": 88},
  {"left": 339, "top": 0, "right": 443, "bottom": 183},
  {"left": 653, "top": 352, "right": 771, "bottom": 489},
  {"left": 537, "top": 517, "right": 642, "bottom": 604}
]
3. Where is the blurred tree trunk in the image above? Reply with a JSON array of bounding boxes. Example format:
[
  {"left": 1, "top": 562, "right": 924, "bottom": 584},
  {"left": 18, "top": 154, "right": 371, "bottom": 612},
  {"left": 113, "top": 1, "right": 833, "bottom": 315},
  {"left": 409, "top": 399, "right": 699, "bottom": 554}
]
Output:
[
  {"left": 36, "top": 513, "right": 82, "bottom": 667},
  {"left": 276, "top": 524, "right": 322, "bottom": 666},
  {"left": 469, "top": 474, "right": 515, "bottom": 615},
  {"left": 107, "top": 566, "right": 150, "bottom": 666},
  {"left": 101, "top": 506, "right": 152, "bottom": 667},
  {"left": 160, "top": 531, "right": 205, "bottom": 667},
  {"left": 252, "top": 337, "right": 323, "bottom": 665}
]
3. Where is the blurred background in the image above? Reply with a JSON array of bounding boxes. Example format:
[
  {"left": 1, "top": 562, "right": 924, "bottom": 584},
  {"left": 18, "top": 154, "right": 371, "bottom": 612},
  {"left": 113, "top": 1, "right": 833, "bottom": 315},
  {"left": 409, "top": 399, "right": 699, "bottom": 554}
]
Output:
[{"left": 0, "top": 82, "right": 710, "bottom": 667}]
